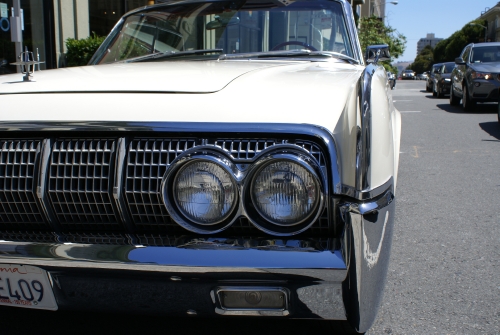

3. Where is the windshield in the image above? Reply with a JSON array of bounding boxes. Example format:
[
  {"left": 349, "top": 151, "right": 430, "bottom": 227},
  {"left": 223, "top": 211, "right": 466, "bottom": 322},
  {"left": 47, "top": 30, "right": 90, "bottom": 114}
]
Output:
[
  {"left": 443, "top": 63, "right": 454, "bottom": 73},
  {"left": 471, "top": 46, "right": 500, "bottom": 63},
  {"left": 92, "top": 0, "right": 353, "bottom": 64}
]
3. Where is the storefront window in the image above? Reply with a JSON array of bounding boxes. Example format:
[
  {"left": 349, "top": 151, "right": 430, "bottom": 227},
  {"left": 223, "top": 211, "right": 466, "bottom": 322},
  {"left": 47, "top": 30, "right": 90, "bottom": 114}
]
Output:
[
  {"left": 89, "top": 0, "right": 154, "bottom": 38},
  {"left": 0, "top": 0, "right": 49, "bottom": 74}
]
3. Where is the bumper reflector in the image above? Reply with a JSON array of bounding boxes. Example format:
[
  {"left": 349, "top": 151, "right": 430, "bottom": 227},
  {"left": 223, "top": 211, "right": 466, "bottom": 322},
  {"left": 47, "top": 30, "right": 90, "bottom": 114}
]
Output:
[{"left": 215, "top": 287, "right": 289, "bottom": 315}]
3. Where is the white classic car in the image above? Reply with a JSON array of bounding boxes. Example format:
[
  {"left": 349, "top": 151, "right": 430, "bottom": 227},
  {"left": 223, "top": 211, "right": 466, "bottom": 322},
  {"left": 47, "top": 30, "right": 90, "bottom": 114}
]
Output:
[{"left": 0, "top": 0, "right": 400, "bottom": 333}]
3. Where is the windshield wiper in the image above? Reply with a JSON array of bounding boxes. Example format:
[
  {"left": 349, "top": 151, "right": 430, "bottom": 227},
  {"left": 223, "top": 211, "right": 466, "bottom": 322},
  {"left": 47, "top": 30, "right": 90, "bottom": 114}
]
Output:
[
  {"left": 218, "top": 50, "right": 359, "bottom": 64},
  {"left": 124, "top": 49, "right": 224, "bottom": 63}
]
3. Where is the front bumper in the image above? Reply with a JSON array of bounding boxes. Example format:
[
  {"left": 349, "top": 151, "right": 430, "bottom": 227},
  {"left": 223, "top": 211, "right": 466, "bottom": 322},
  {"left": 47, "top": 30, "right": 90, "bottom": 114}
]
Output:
[
  {"left": 0, "top": 238, "right": 348, "bottom": 318},
  {"left": 470, "top": 79, "right": 500, "bottom": 102},
  {"left": 0, "top": 185, "right": 395, "bottom": 328}
]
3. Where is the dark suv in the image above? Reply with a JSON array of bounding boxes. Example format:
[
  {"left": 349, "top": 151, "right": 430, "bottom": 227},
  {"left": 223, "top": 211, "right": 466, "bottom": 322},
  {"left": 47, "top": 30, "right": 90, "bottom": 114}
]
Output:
[
  {"left": 432, "top": 62, "right": 455, "bottom": 98},
  {"left": 426, "top": 63, "right": 442, "bottom": 93},
  {"left": 450, "top": 42, "right": 500, "bottom": 111}
]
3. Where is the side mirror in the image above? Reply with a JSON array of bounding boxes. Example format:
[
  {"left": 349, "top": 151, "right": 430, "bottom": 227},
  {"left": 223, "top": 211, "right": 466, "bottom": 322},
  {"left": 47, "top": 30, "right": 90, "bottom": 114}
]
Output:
[
  {"left": 0, "top": 59, "right": 7, "bottom": 67},
  {"left": 455, "top": 57, "right": 466, "bottom": 65},
  {"left": 365, "top": 44, "right": 390, "bottom": 64}
]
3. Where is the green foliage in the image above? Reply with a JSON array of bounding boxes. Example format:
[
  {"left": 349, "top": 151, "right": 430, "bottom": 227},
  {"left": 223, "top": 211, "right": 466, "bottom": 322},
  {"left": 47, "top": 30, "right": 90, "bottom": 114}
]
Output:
[
  {"left": 65, "top": 33, "right": 105, "bottom": 67},
  {"left": 433, "top": 19, "right": 488, "bottom": 63},
  {"left": 410, "top": 45, "right": 433, "bottom": 74},
  {"left": 358, "top": 16, "right": 407, "bottom": 61}
]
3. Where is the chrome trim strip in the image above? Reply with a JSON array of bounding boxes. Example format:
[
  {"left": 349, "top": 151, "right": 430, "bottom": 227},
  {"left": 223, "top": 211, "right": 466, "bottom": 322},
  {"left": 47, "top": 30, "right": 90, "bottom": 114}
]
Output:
[
  {"left": 0, "top": 241, "right": 346, "bottom": 277},
  {"left": 113, "top": 137, "right": 134, "bottom": 231},
  {"left": 36, "top": 138, "right": 59, "bottom": 231},
  {"left": 340, "top": 177, "right": 393, "bottom": 201},
  {"left": 358, "top": 65, "right": 376, "bottom": 191}
]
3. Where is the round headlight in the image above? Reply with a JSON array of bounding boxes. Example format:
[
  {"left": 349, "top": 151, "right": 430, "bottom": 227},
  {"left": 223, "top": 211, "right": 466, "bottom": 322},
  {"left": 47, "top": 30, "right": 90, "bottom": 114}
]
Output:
[
  {"left": 174, "top": 160, "right": 237, "bottom": 225},
  {"left": 250, "top": 159, "right": 320, "bottom": 226}
]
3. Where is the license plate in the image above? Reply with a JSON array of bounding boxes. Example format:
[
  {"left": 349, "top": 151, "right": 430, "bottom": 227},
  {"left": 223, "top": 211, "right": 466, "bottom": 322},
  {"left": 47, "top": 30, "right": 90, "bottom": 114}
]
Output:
[{"left": 0, "top": 264, "right": 57, "bottom": 310}]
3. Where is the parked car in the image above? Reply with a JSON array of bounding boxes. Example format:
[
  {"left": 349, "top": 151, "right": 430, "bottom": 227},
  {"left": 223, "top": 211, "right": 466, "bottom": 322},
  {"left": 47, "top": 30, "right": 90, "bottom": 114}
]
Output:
[
  {"left": 426, "top": 63, "right": 442, "bottom": 92},
  {"left": 432, "top": 62, "right": 455, "bottom": 98},
  {"left": 401, "top": 69, "right": 416, "bottom": 80},
  {"left": 416, "top": 73, "right": 427, "bottom": 80},
  {"left": 0, "top": 0, "right": 400, "bottom": 334},
  {"left": 387, "top": 71, "right": 396, "bottom": 89},
  {"left": 450, "top": 42, "right": 500, "bottom": 111}
]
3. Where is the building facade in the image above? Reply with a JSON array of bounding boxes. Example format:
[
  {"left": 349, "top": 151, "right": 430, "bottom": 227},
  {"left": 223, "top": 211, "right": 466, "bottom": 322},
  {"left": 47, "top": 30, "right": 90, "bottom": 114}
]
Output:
[
  {"left": 416, "top": 33, "right": 443, "bottom": 55},
  {"left": 478, "top": 2, "right": 500, "bottom": 42},
  {"left": 0, "top": 0, "right": 154, "bottom": 73}
]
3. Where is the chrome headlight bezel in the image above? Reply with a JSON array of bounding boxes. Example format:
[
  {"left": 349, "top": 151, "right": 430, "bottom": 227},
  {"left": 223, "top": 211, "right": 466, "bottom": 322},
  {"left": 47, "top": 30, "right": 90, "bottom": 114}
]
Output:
[
  {"left": 242, "top": 150, "right": 325, "bottom": 236},
  {"left": 161, "top": 149, "right": 240, "bottom": 234}
]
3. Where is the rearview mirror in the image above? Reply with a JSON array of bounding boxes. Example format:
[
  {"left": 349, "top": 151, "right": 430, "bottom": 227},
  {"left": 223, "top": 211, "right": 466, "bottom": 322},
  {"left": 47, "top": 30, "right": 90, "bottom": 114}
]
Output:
[
  {"left": 365, "top": 45, "right": 390, "bottom": 64},
  {"left": 206, "top": 15, "right": 240, "bottom": 30}
]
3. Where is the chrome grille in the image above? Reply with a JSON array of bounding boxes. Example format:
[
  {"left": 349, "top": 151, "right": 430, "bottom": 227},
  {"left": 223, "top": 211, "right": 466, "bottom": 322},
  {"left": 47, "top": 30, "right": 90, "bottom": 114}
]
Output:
[
  {"left": 48, "top": 139, "right": 120, "bottom": 230},
  {"left": 0, "top": 136, "right": 330, "bottom": 236},
  {"left": 0, "top": 140, "right": 47, "bottom": 229},
  {"left": 213, "top": 139, "right": 278, "bottom": 160},
  {"left": 125, "top": 139, "right": 197, "bottom": 229}
]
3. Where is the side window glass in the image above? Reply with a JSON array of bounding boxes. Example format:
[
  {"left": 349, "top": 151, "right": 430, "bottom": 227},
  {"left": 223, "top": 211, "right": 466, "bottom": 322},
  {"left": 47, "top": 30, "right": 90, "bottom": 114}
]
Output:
[{"left": 462, "top": 46, "right": 471, "bottom": 63}]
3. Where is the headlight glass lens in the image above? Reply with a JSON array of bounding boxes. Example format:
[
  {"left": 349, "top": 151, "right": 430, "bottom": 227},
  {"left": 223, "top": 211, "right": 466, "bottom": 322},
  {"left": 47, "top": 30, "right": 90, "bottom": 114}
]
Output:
[
  {"left": 251, "top": 160, "right": 320, "bottom": 225},
  {"left": 471, "top": 71, "right": 493, "bottom": 80},
  {"left": 174, "top": 160, "right": 236, "bottom": 224}
]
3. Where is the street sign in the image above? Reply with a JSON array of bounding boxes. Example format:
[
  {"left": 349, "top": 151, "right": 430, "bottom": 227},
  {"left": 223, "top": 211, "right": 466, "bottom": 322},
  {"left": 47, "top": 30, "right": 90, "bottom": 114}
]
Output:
[{"left": 0, "top": 3, "right": 8, "bottom": 18}]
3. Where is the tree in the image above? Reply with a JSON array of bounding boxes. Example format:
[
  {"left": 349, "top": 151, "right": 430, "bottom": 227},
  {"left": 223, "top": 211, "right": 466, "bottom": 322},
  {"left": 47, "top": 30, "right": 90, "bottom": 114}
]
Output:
[
  {"left": 410, "top": 45, "right": 433, "bottom": 74},
  {"left": 433, "top": 19, "right": 487, "bottom": 63},
  {"left": 357, "top": 16, "right": 407, "bottom": 74}
]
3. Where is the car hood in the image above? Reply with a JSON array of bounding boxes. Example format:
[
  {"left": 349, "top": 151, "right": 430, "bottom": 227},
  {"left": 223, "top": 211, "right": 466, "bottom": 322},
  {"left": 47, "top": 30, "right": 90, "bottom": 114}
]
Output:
[
  {"left": 470, "top": 62, "right": 500, "bottom": 73},
  {"left": 0, "top": 61, "right": 283, "bottom": 94},
  {"left": 0, "top": 60, "right": 364, "bottom": 133}
]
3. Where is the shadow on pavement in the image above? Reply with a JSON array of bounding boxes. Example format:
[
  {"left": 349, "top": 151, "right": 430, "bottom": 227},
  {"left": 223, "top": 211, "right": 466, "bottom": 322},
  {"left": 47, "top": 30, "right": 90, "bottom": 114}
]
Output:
[
  {"left": 436, "top": 103, "right": 498, "bottom": 115},
  {"left": 479, "top": 121, "right": 500, "bottom": 141}
]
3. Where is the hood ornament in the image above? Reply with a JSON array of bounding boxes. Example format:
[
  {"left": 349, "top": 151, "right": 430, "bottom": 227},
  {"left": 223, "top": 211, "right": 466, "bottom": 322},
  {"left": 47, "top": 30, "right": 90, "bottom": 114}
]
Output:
[{"left": 10, "top": 47, "right": 44, "bottom": 82}]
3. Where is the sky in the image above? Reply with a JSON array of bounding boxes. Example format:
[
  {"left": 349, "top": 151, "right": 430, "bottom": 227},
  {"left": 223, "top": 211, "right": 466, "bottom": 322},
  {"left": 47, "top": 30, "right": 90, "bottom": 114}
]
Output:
[{"left": 383, "top": 0, "right": 495, "bottom": 62}]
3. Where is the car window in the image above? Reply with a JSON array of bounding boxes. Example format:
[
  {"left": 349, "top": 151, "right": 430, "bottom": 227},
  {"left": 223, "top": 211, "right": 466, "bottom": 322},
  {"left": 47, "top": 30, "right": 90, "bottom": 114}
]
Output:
[
  {"left": 461, "top": 45, "right": 471, "bottom": 63},
  {"left": 94, "top": 0, "right": 354, "bottom": 64},
  {"left": 471, "top": 46, "right": 500, "bottom": 63},
  {"left": 443, "top": 63, "right": 454, "bottom": 73}
]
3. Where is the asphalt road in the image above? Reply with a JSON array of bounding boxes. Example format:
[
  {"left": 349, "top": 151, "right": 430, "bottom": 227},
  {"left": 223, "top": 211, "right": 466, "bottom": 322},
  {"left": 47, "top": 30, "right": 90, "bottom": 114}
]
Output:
[
  {"left": 369, "top": 80, "right": 500, "bottom": 335},
  {"left": 1, "top": 80, "right": 499, "bottom": 334}
]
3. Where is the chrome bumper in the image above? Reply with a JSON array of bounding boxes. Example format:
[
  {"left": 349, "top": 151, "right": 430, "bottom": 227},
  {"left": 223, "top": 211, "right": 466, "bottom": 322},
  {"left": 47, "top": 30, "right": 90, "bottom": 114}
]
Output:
[
  {"left": 0, "top": 238, "right": 348, "bottom": 319},
  {"left": 0, "top": 185, "right": 394, "bottom": 327}
]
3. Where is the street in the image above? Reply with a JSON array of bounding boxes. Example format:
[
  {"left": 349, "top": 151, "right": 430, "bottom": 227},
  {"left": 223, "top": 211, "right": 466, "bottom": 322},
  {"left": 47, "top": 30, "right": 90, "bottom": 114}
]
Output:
[{"left": 1, "top": 80, "right": 499, "bottom": 334}]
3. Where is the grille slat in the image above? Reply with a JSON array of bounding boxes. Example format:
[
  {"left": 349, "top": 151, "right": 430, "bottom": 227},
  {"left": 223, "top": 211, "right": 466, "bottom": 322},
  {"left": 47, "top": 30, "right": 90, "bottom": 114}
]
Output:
[
  {"left": 0, "top": 140, "right": 47, "bottom": 229},
  {"left": 48, "top": 139, "right": 120, "bottom": 230}
]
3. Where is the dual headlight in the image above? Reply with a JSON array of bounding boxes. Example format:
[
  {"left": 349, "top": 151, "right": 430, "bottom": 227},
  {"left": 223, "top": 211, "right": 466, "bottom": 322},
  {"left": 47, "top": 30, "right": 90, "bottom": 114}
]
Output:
[{"left": 162, "top": 148, "right": 324, "bottom": 235}]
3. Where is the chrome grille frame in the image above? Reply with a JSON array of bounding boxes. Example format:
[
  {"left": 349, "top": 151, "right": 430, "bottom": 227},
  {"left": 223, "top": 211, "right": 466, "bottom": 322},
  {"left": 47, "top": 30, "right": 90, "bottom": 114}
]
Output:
[{"left": 0, "top": 122, "right": 341, "bottom": 237}]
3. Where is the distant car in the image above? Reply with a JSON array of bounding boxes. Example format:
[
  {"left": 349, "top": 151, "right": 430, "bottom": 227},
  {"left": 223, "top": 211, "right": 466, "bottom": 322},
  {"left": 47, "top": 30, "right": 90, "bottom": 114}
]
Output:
[
  {"left": 433, "top": 62, "right": 455, "bottom": 98},
  {"left": 387, "top": 71, "right": 396, "bottom": 89},
  {"left": 401, "top": 69, "right": 415, "bottom": 80},
  {"left": 426, "top": 63, "right": 442, "bottom": 92},
  {"left": 450, "top": 42, "right": 500, "bottom": 111},
  {"left": 416, "top": 73, "right": 427, "bottom": 80}
]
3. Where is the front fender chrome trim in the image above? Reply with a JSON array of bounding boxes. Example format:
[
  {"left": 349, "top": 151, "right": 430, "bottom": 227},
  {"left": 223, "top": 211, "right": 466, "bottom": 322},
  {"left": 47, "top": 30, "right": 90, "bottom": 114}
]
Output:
[{"left": 339, "top": 184, "right": 395, "bottom": 333}]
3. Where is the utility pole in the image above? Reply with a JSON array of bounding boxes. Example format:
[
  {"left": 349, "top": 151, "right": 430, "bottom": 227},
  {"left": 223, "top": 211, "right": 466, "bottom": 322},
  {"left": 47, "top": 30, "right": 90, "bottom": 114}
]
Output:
[{"left": 10, "top": 0, "right": 23, "bottom": 73}]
